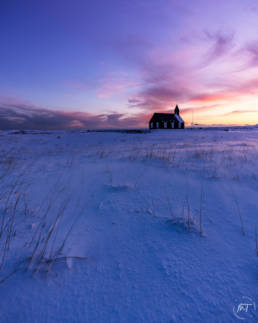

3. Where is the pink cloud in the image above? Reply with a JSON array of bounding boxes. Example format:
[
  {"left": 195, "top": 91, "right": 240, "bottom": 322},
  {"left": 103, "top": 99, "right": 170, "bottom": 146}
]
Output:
[
  {"left": 222, "top": 109, "right": 258, "bottom": 116},
  {"left": 97, "top": 79, "right": 139, "bottom": 99},
  {"left": 180, "top": 104, "right": 221, "bottom": 115},
  {"left": 190, "top": 92, "right": 233, "bottom": 104}
]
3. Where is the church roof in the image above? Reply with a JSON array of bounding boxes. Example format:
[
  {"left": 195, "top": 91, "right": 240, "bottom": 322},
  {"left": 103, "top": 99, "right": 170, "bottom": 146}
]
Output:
[{"left": 150, "top": 113, "right": 174, "bottom": 122}]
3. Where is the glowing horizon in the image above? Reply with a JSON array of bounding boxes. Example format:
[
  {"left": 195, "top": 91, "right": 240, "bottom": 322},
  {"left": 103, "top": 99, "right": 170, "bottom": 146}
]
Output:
[{"left": 1, "top": 0, "right": 258, "bottom": 129}]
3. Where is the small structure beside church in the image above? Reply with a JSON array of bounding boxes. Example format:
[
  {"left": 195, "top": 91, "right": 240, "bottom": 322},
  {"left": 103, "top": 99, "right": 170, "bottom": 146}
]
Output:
[{"left": 149, "top": 105, "right": 185, "bottom": 129}]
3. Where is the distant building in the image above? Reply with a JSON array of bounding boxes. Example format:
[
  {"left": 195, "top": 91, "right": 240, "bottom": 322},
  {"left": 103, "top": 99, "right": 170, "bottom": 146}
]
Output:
[{"left": 149, "top": 105, "right": 185, "bottom": 130}]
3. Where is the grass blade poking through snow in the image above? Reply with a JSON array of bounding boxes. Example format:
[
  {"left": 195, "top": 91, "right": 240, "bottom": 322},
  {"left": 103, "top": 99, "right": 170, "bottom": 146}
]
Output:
[
  {"left": 233, "top": 197, "right": 245, "bottom": 236},
  {"left": 199, "top": 181, "right": 204, "bottom": 236}
]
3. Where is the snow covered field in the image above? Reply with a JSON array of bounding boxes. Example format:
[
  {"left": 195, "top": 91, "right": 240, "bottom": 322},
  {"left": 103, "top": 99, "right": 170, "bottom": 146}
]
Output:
[{"left": 0, "top": 128, "right": 257, "bottom": 322}]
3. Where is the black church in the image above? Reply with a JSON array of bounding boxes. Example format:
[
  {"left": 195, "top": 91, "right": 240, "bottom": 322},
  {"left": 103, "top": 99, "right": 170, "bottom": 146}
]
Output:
[{"left": 149, "top": 105, "right": 185, "bottom": 130}]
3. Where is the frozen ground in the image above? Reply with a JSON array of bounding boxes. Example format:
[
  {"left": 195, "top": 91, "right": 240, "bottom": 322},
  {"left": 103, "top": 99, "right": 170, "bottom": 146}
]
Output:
[{"left": 0, "top": 128, "right": 257, "bottom": 322}]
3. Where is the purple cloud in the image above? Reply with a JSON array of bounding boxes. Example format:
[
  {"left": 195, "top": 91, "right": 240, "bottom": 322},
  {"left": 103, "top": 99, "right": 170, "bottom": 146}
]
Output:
[
  {"left": 245, "top": 40, "right": 258, "bottom": 66},
  {"left": 203, "top": 31, "right": 235, "bottom": 62},
  {"left": 0, "top": 101, "right": 148, "bottom": 130}
]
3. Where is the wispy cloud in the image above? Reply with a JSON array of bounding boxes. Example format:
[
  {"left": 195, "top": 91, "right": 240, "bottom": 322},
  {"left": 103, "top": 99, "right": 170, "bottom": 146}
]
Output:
[
  {"left": 66, "top": 72, "right": 140, "bottom": 99},
  {"left": 180, "top": 104, "right": 221, "bottom": 115},
  {"left": 204, "top": 31, "right": 235, "bottom": 62},
  {"left": 122, "top": 29, "right": 238, "bottom": 113},
  {"left": 222, "top": 109, "right": 258, "bottom": 116},
  {"left": 244, "top": 40, "right": 258, "bottom": 67}
]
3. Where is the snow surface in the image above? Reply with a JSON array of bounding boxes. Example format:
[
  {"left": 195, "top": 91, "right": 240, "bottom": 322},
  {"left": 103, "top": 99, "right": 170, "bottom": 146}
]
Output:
[
  {"left": 174, "top": 114, "right": 184, "bottom": 124},
  {"left": 0, "top": 128, "right": 257, "bottom": 322}
]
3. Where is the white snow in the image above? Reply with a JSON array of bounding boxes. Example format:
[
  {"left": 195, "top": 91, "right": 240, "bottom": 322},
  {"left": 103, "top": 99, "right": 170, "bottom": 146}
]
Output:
[
  {"left": 0, "top": 128, "right": 257, "bottom": 322},
  {"left": 175, "top": 114, "right": 184, "bottom": 124}
]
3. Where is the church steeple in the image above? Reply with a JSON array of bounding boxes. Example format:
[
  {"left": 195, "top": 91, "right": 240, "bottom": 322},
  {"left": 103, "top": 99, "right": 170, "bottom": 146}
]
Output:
[{"left": 174, "top": 105, "right": 179, "bottom": 115}]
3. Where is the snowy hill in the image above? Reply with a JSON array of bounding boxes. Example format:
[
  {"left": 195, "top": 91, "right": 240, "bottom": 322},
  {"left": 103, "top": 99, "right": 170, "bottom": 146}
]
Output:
[{"left": 0, "top": 129, "right": 257, "bottom": 322}]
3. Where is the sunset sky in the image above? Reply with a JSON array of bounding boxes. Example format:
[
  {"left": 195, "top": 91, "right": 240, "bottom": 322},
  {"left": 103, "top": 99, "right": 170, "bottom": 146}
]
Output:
[{"left": 1, "top": 0, "right": 258, "bottom": 129}]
